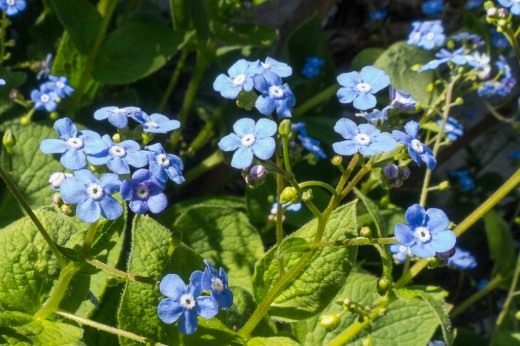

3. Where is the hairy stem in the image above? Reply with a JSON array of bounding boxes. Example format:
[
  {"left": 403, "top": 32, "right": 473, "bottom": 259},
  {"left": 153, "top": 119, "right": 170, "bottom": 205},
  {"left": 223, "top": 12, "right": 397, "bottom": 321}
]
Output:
[
  {"left": 450, "top": 275, "right": 504, "bottom": 318},
  {"left": 86, "top": 258, "right": 157, "bottom": 285},
  {"left": 313, "top": 237, "right": 396, "bottom": 248}
]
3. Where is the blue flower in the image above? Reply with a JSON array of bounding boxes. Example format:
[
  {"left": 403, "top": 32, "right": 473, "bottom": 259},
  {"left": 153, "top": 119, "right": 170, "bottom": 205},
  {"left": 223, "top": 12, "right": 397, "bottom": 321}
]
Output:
[
  {"left": 389, "top": 244, "right": 412, "bottom": 263},
  {"left": 157, "top": 272, "right": 219, "bottom": 335},
  {"left": 332, "top": 118, "right": 396, "bottom": 157},
  {"left": 0, "top": 0, "right": 26, "bottom": 16},
  {"left": 449, "top": 169, "right": 475, "bottom": 191},
  {"left": 292, "top": 122, "right": 326, "bottom": 159},
  {"left": 422, "top": 0, "right": 444, "bottom": 16},
  {"left": 201, "top": 260, "right": 233, "bottom": 310},
  {"left": 477, "top": 56, "right": 516, "bottom": 97},
  {"left": 146, "top": 143, "right": 185, "bottom": 185},
  {"left": 337, "top": 66, "right": 390, "bottom": 110},
  {"left": 354, "top": 107, "right": 391, "bottom": 124},
  {"left": 394, "top": 204, "right": 456, "bottom": 258},
  {"left": 60, "top": 169, "right": 123, "bottom": 223},
  {"left": 31, "top": 85, "right": 59, "bottom": 112},
  {"left": 213, "top": 59, "right": 257, "bottom": 99},
  {"left": 45, "top": 75, "right": 74, "bottom": 98},
  {"left": 88, "top": 135, "right": 148, "bottom": 174},
  {"left": 419, "top": 48, "right": 468, "bottom": 72},
  {"left": 451, "top": 32, "right": 485, "bottom": 46},
  {"left": 138, "top": 112, "right": 180, "bottom": 134},
  {"left": 258, "top": 57, "right": 292, "bottom": 79},
  {"left": 447, "top": 247, "right": 477, "bottom": 270},
  {"left": 218, "top": 118, "right": 277, "bottom": 169},
  {"left": 392, "top": 121, "right": 437, "bottom": 170},
  {"left": 94, "top": 106, "right": 143, "bottom": 129},
  {"left": 37, "top": 53, "right": 52, "bottom": 80},
  {"left": 439, "top": 117, "right": 463, "bottom": 142},
  {"left": 301, "top": 56, "right": 325, "bottom": 79},
  {"left": 40, "top": 118, "right": 107, "bottom": 170},
  {"left": 389, "top": 87, "right": 416, "bottom": 111},
  {"left": 254, "top": 73, "right": 296, "bottom": 118},
  {"left": 465, "top": 0, "right": 483, "bottom": 9},
  {"left": 498, "top": 0, "right": 520, "bottom": 15},
  {"left": 407, "top": 20, "right": 445, "bottom": 50},
  {"left": 511, "top": 150, "right": 520, "bottom": 160},
  {"left": 0, "top": 78, "right": 5, "bottom": 86},
  {"left": 121, "top": 169, "right": 168, "bottom": 214}
]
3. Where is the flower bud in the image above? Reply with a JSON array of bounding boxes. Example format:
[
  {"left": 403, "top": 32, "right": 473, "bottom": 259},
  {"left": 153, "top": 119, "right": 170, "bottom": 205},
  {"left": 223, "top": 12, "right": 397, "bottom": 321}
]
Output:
[
  {"left": 112, "top": 133, "right": 122, "bottom": 143},
  {"left": 20, "top": 115, "right": 31, "bottom": 126},
  {"left": 331, "top": 155, "right": 343, "bottom": 166},
  {"left": 52, "top": 192, "right": 63, "bottom": 206},
  {"left": 301, "top": 188, "right": 313, "bottom": 202},
  {"left": 60, "top": 203, "right": 74, "bottom": 216},
  {"left": 2, "top": 129, "right": 16, "bottom": 154},
  {"left": 49, "top": 172, "right": 72, "bottom": 190},
  {"left": 319, "top": 313, "right": 340, "bottom": 330},
  {"left": 454, "top": 97, "right": 464, "bottom": 105},
  {"left": 248, "top": 165, "right": 266, "bottom": 181},
  {"left": 142, "top": 132, "right": 154, "bottom": 145},
  {"left": 515, "top": 311, "right": 520, "bottom": 320},
  {"left": 359, "top": 226, "right": 371, "bottom": 238},
  {"left": 439, "top": 180, "right": 450, "bottom": 191},
  {"left": 9, "top": 89, "right": 20, "bottom": 100},
  {"left": 498, "top": 8, "right": 508, "bottom": 18},
  {"left": 399, "top": 166, "right": 411, "bottom": 180},
  {"left": 278, "top": 119, "right": 292, "bottom": 137},
  {"left": 49, "top": 111, "right": 59, "bottom": 120},
  {"left": 436, "top": 247, "right": 456, "bottom": 264},
  {"left": 486, "top": 7, "right": 497, "bottom": 16},
  {"left": 377, "top": 277, "right": 390, "bottom": 296},
  {"left": 383, "top": 164, "right": 399, "bottom": 180},
  {"left": 279, "top": 186, "right": 298, "bottom": 204}
]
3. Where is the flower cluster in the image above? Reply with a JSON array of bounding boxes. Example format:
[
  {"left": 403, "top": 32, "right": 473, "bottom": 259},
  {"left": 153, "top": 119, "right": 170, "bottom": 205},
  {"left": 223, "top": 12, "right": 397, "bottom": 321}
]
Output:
[
  {"left": 40, "top": 108, "right": 184, "bottom": 222},
  {"left": 292, "top": 122, "right": 326, "bottom": 159},
  {"left": 478, "top": 56, "right": 516, "bottom": 97},
  {"left": 31, "top": 75, "right": 74, "bottom": 113},
  {"left": 407, "top": 20, "right": 445, "bottom": 50},
  {"left": 157, "top": 260, "right": 232, "bottom": 335}
]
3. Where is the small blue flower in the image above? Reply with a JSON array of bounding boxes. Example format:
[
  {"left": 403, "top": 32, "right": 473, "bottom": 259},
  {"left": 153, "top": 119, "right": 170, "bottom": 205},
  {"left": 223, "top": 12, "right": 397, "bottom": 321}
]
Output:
[
  {"left": 369, "top": 9, "right": 387, "bottom": 21},
  {"left": 139, "top": 112, "right": 180, "bottom": 134},
  {"left": 439, "top": 117, "right": 463, "bottom": 142},
  {"left": 146, "top": 143, "right": 185, "bottom": 185},
  {"left": 60, "top": 169, "right": 123, "bottom": 223},
  {"left": 213, "top": 59, "right": 257, "bottom": 99},
  {"left": 94, "top": 106, "right": 143, "bottom": 129},
  {"left": 337, "top": 66, "right": 390, "bottom": 110},
  {"left": 451, "top": 32, "right": 485, "bottom": 46},
  {"left": 37, "top": 53, "right": 52, "bottom": 80},
  {"left": 477, "top": 56, "right": 516, "bottom": 97},
  {"left": 31, "top": 85, "right": 59, "bottom": 112},
  {"left": 465, "top": 0, "right": 483, "bottom": 9},
  {"left": 0, "top": 0, "right": 26, "bottom": 16},
  {"left": 258, "top": 57, "right": 292, "bottom": 79},
  {"left": 354, "top": 107, "right": 391, "bottom": 125},
  {"left": 254, "top": 73, "right": 296, "bottom": 118},
  {"left": 419, "top": 48, "right": 468, "bottom": 72},
  {"left": 392, "top": 121, "right": 437, "bottom": 170},
  {"left": 389, "top": 244, "right": 412, "bottom": 263},
  {"left": 407, "top": 20, "right": 445, "bottom": 50},
  {"left": 491, "top": 29, "right": 509, "bottom": 48},
  {"left": 498, "top": 0, "right": 520, "bottom": 15},
  {"left": 301, "top": 56, "right": 325, "bottom": 79},
  {"left": 389, "top": 87, "right": 416, "bottom": 111},
  {"left": 292, "top": 122, "right": 326, "bottom": 159},
  {"left": 394, "top": 204, "right": 456, "bottom": 258},
  {"left": 449, "top": 169, "right": 475, "bottom": 191},
  {"left": 201, "top": 260, "right": 233, "bottom": 310},
  {"left": 121, "top": 169, "right": 168, "bottom": 214},
  {"left": 218, "top": 118, "right": 277, "bottom": 169},
  {"left": 332, "top": 118, "right": 396, "bottom": 157},
  {"left": 422, "top": 0, "right": 444, "bottom": 16},
  {"left": 0, "top": 78, "right": 5, "bottom": 86},
  {"left": 40, "top": 118, "right": 107, "bottom": 170},
  {"left": 45, "top": 75, "right": 74, "bottom": 98},
  {"left": 88, "top": 135, "right": 148, "bottom": 174},
  {"left": 157, "top": 272, "right": 219, "bottom": 335},
  {"left": 447, "top": 247, "right": 477, "bottom": 270}
]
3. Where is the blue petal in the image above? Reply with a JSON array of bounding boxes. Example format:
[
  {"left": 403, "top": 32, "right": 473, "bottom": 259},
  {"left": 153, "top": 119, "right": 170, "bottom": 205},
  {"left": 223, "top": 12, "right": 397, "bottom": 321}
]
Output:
[
  {"left": 404, "top": 121, "right": 420, "bottom": 138},
  {"left": 426, "top": 208, "right": 449, "bottom": 233},
  {"left": 129, "top": 200, "right": 148, "bottom": 214},
  {"left": 218, "top": 133, "right": 241, "bottom": 152},
  {"left": 233, "top": 118, "right": 256, "bottom": 137},
  {"left": 412, "top": 243, "right": 436, "bottom": 258},
  {"left": 40, "top": 139, "right": 68, "bottom": 154},
  {"left": 394, "top": 223, "right": 415, "bottom": 245},
  {"left": 120, "top": 180, "right": 134, "bottom": 200},
  {"left": 216, "top": 289, "right": 233, "bottom": 309},
  {"left": 157, "top": 298, "right": 183, "bottom": 324},
  {"left": 252, "top": 137, "right": 275, "bottom": 160},
  {"left": 179, "top": 310, "right": 198, "bottom": 335},
  {"left": 332, "top": 140, "right": 358, "bottom": 156},
  {"left": 76, "top": 199, "right": 101, "bottom": 223},
  {"left": 60, "top": 149, "right": 86, "bottom": 170},
  {"left": 255, "top": 95, "right": 276, "bottom": 115},
  {"left": 190, "top": 271, "right": 203, "bottom": 296},
  {"left": 431, "top": 231, "right": 456, "bottom": 252},
  {"left": 93, "top": 106, "right": 114, "bottom": 120},
  {"left": 337, "top": 71, "right": 360, "bottom": 87},
  {"left": 160, "top": 274, "right": 186, "bottom": 299},
  {"left": 336, "top": 88, "right": 357, "bottom": 104},
  {"left": 54, "top": 118, "right": 76, "bottom": 139},
  {"left": 83, "top": 138, "right": 107, "bottom": 155},
  {"left": 213, "top": 75, "right": 241, "bottom": 99},
  {"left": 100, "top": 173, "right": 121, "bottom": 193},
  {"left": 254, "top": 118, "right": 277, "bottom": 138},
  {"left": 60, "top": 178, "right": 88, "bottom": 204},
  {"left": 231, "top": 147, "right": 253, "bottom": 169},
  {"left": 107, "top": 157, "right": 130, "bottom": 174},
  {"left": 74, "top": 169, "right": 97, "bottom": 185},
  {"left": 147, "top": 193, "right": 167, "bottom": 214},
  {"left": 392, "top": 130, "right": 411, "bottom": 144},
  {"left": 196, "top": 296, "right": 219, "bottom": 319},
  {"left": 360, "top": 66, "right": 390, "bottom": 93},
  {"left": 421, "top": 152, "right": 437, "bottom": 170},
  {"left": 228, "top": 59, "right": 249, "bottom": 76},
  {"left": 353, "top": 93, "right": 377, "bottom": 110},
  {"left": 125, "top": 151, "right": 149, "bottom": 168},
  {"left": 405, "top": 204, "right": 426, "bottom": 227},
  {"left": 99, "top": 196, "right": 123, "bottom": 220},
  {"left": 334, "top": 118, "right": 358, "bottom": 139},
  {"left": 107, "top": 113, "right": 128, "bottom": 128},
  {"left": 370, "top": 133, "right": 397, "bottom": 153}
]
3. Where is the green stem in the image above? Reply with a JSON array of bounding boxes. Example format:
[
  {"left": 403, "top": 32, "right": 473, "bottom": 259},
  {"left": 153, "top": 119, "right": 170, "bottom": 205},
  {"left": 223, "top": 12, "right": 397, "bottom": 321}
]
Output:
[
  {"left": 0, "top": 12, "right": 8, "bottom": 66},
  {"left": 55, "top": 310, "right": 165, "bottom": 345},
  {"left": 275, "top": 141, "right": 285, "bottom": 274},
  {"left": 0, "top": 165, "right": 67, "bottom": 267},
  {"left": 86, "top": 258, "right": 157, "bottom": 285},
  {"left": 450, "top": 275, "right": 504, "bottom": 318},
  {"left": 183, "top": 150, "right": 224, "bottom": 183},
  {"left": 293, "top": 84, "right": 338, "bottom": 116},
  {"left": 313, "top": 237, "right": 396, "bottom": 248},
  {"left": 83, "top": 222, "right": 98, "bottom": 258},
  {"left": 34, "top": 263, "right": 81, "bottom": 320},
  {"left": 493, "top": 253, "right": 520, "bottom": 333},
  {"left": 299, "top": 181, "right": 339, "bottom": 198},
  {"left": 328, "top": 317, "right": 373, "bottom": 346},
  {"left": 158, "top": 49, "right": 189, "bottom": 112}
]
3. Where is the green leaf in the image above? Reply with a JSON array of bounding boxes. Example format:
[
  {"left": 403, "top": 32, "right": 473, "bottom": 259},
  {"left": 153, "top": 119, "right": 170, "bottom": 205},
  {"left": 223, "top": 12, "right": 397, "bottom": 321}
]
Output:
[
  {"left": 253, "top": 201, "right": 358, "bottom": 320},
  {"left": 0, "top": 311, "right": 83, "bottom": 345},
  {"left": 49, "top": 0, "right": 102, "bottom": 54},
  {"left": 52, "top": 32, "right": 87, "bottom": 86},
  {"left": 374, "top": 41, "right": 435, "bottom": 106},
  {"left": 0, "top": 123, "right": 64, "bottom": 226},
  {"left": 92, "top": 22, "right": 183, "bottom": 84},
  {"left": 170, "top": 0, "right": 210, "bottom": 42},
  {"left": 247, "top": 337, "right": 300, "bottom": 346},
  {"left": 493, "top": 331, "right": 520, "bottom": 345},
  {"left": 484, "top": 210, "right": 515, "bottom": 277},
  {"left": 0, "top": 209, "right": 81, "bottom": 313},
  {"left": 351, "top": 48, "right": 385, "bottom": 71},
  {"left": 173, "top": 205, "right": 264, "bottom": 293}
]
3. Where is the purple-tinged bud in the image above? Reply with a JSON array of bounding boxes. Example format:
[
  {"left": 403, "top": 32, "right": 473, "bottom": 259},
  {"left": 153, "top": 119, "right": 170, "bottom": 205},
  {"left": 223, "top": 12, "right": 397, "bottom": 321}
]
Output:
[
  {"left": 399, "top": 166, "right": 411, "bottom": 180},
  {"left": 249, "top": 165, "right": 266, "bottom": 181},
  {"left": 498, "top": 8, "right": 508, "bottom": 18},
  {"left": 52, "top": 192, "right": 62, "bottom": 206},
  {"left": 436, "top": 247, "right": 456, "bottom": 264},
  {"left": 49, "top": 172, "right": 72, "bottom": 190},
  {"left": 383, "top": 164, "right": 399, "bottom": 179},
  {"left": 390, "top": 87, "right": 416, "bottom": 111}
]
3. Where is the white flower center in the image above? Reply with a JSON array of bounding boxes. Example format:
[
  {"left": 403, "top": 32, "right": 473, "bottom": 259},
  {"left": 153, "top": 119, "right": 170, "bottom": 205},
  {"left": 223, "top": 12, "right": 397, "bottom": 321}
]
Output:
[
  {"left": 414, "top": 226, "right": 431, "bottom": 243},
  {"left": 156, "top": 154, "right": 170, "bottom": 167},
  {"left": 179, "top": 294, "right": 196, "bottom": 310},
  {"left": 110, "top": 145, "right": 126, "bottom": 157},
  {"left": 146, "top": 120, "right": 159, "bottom": 128},
  {"left": 232, "top": 74, "right": 246, "bottom": 86},
  {"left": 444, "top": 124, "right": 454, "bottom": 132},
  {"left": 56, "top": 81, "right": 65, "bottom": 88},
  {"left": 412, "top": 32, "right": 422, "bottom": 41},
  {"left": 67, "top": 137, "right": 84, "bottom": 149},
  {"left": 356, "top": 82, "right": 372, "bottom": 93},
  {"left": 425, "top": 32, "right": 435, "bottom": 41},
  {"left": 355, "top": 133, "right": 371, "bottom": 146},
  {"left": 268, "top": 85, "right": 284, "bottom": 98},
  {"left": 136, "top": 185, "right": 149, "bottom": 199},
  {"left": 211, "top": 278, "right": 224, "bottom": 293},
  {"left": 87, "top": 183, "right": 104, "bottom": 200},
  {"left": 241, "top": 134, "right": 256, "bottom": 147},
  {"left": 40, "top": 94, "right": 50, "bottom": 103},
  {"left": 410, "top": 139, "right": 424, "bottom": 153},
  {"left": 6, "top": 0, "right": 14, "bottom": 5}
]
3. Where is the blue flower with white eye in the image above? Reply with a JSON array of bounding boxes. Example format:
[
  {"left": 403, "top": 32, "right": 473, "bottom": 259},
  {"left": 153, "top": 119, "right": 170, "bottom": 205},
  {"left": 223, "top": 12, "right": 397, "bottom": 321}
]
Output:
[
  {"left": 60, "top": 169, "right": 122, "bottom": 223},
  {"left": 258, "top": 57, "right": 292, "bottom": 79},
  {"left": 31, "top": 85, "right": 59, "bottom": 112},
  {"left": 438, "top": 117, "right": 463, "bottom": 142},
  {"left": 498, "top": 0, "right": 520, "bottom": 15},
  {"left": 355, "top": 107, "right": 391, "bottom": 125},
  {"left": 94, "top": 106, "right": 143, "bottom": 129},
  {"left": 88, "top": 135, "right": 148, "bottom": 174},
  {"left": 120, "top": 169, "right": 167, "bottom": 214},
  {"left": 394, "top": 204, "right": 456, "bottom": 258},
  {"left": 450, "top": 169, "right": 475, "bottom": 191},
  {"left": 407, "top": 20, "right": 445, "bottom": 50},
  {"left": 292, "top": 122, "right": 326, "bottom": 159},
  {"left": 390, "top": 87, "right": 416, "bottom": 111},
  {"left": 447, "top": 247, "right": 477, "bottom": 270},
  {"left": 336, "top": 66, "right": 390, "bottom": 111},
  {"left": 422, "top": 0, "right": 444, "bottom": 16},
  {"left": 157, "top": 272, "right": 219, "bottom": 335},
  {"left": 254, "top": 73, "right": 296, "bottom": 118},
  {"left": 213, "top": 59, "right": 257, "bottom": 99},
  {"left": 138, "top": 112, "right": 180, "bottom": 134},
  {"left": 45, "top": 75, "right": 74, "bottom": 98},
  {"left": 201, "top": 260, "right": 233, "bottom": 310},
  {"left": 389, "top": 244, "right": 413, "bottom": 263},
  {"left": 146, "top": 143, "right": 185, "bottom": 185},
  {"left": 392, "top": 121, "right": 437, "bottom": 170},
  {"left": 419, "top": 48, "right": 468, "bottom": 72},
  {"left": 0, "top": 0, "right": 26, "bottom": 16},
  {"left": 478, "top": 56, "right": 516, "bottom": 97},
  {"left": 218, "top": 118, "right": 277, "bottom": 169},
  {"left": 40, "top": 118, "right": 108, "bottom": 170},
  {"left": 301, "top": 56, "right": 325, "bottom": 78},
  {"left": 332, "top": 118, "right": 396, "bottom": 157}
]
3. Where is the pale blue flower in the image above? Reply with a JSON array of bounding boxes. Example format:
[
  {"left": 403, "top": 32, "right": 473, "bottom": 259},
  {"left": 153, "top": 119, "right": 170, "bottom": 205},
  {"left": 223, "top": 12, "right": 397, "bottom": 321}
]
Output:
[
  {"left": 146, "top": 143, "right": 185, "bottom": 185},
  {"left": 201, "top": 260, "right": 233, "bottom": 310},
  {"left": 140, "top": 112, "right": 180, "bottom": 134},
  {"left": 389, "top": 244, "right": 412, "bottom": 263},
  {"left": 46, "top": 75, "right": 74, "bottom": 98},
  {"left": 213, "top": 59, "right": 257, "bottom": 99},
  {"left": 337, "top": 66, "right": 390, "bottom": 110},
  {"left": 408, "top": 20, "right": 445, "bottom": 50},
  {"left": 355, "top": 106, "right": 391, "bottom": 124},
  {"left": 31, "top": 85, "right": 59, "bottom": 112},
  {"left": 0, "top": 0, "right": 26, "bottom": 16},
  {"left": 254, "top": 73, "right": 295, "bottom": 118},
  {"left": 439, "top": 117, "right": 463, "bottom": 142},
  {"left": 332, "top": 118, "right": 396, "bottom": 156},
  {"left": 498, "top": 0, "right": 520, "bottom": 15},
  {"left": 419, "top": 48, "right": 468, "bottom": 72},
  {"left": 94, "top": 106, "right": 143, "bottom": 129},
  {"left": 88, "top": 135, "right": 148, "bottom": 174},
  {"left": 390, "top": 87, "right": 416, "bottom": 111},
  {"left": 448, "top": 247, "right": 477, "bottom": 270},
  {"left": 258, "top": 57, "right": 292, "bottom": 79},
  {"left": 292, "top": 122, "right": 326, "bottom": 159}
]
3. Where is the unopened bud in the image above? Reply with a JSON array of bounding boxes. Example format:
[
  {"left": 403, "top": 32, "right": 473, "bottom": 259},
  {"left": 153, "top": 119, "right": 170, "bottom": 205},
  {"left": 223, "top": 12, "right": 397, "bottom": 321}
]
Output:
[
  {"left": 9, "top": 89, "right": 20, "bottom": 100},
  {"left": 383, "top": 164, "right": 399, "bottom": 179},
  {"left": 49, "top": 172, "right": 72, "bottom": 190},
  {"left": 2, "top": 129, "right": 16, "bottom": 154},
  {"left": 426, "top": 83, "right": 435, "bottom": 93},
  {"left": 399, "top": 166, "right": 411, "bottom": 180},
  {"left": 142, "top": 132, "right": 154, "bottom": 145},
  {"left": 49, "top": 111, "right": 59, "bottom": 120},
  {"left": 331, "top": 155, "right": 343, "bottom": 166},
  {"left": 342, "top": 298, "right": 352, "bottom": 309},
  {"left": 454, "top": 97, "right": 464, "bottom": 105},
  {"left": 439, "top": 180, "right": 450, "bottom": 190},
  {"left": 60, "top": 204, "right": 74, "bottom": 216},
  {"left": 248, "top": 165, "right": 266, "bottom": 181},
  {"left": 487, "top": 7, "right": 497, "bottom": 16},
  {"left": 359, "top": 226, "right": 371, "bottom": 238},
  {"left": 52, "top": 192, "right": 63, "bottom": 206},
  {"left": 301, "top": 189, "right": 313, "bottom": 202},
  {"left": 497, "top": 19, "right": 507, "bottom": 27},
  {"left": 278, "top": 119, "right": 292, "bottom": 137},
  {"left": 515, "top": 311, "right": 520, "bottom": 320},
  {"left": 279, "top": 186, "right": 298, "bottom": 204},
  {"left": 319, "top": 313, "right": 340, "bottom": 330},
  {"left": 377, "top": 277, "right": 390, "bottom": 295},
  {"left": 112, "top": 133, "right": 122, "bottom": 143},
  {"left": 20, "top": 114, "right": 31, "bottom": 126},
  {"left": 498, "top": 8, "right": 508, "bottom": 18}
]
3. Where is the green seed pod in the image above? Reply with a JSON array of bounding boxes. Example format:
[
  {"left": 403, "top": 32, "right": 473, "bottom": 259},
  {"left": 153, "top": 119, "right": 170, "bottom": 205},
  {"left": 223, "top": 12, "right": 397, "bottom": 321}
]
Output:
[
  {"left": 331, "top": 155, "right": 343, "bottom": 166},
  {"left": 2, "top": 129, "right": 16, "bottom": 155},
  {"left": 377, "top": 277, "right": 390, "bottom": 296},
  {"left": 278, "top": 119, "right": 292, "bottom": 137},
  {"left": 359, "top": 226, "right": 371, "bottom": 238},
  {"left": 319, "top": 313, "right": 340, "bottom": 330},
  {"left": 515, "top": 310, "right": 520, "bottom": 320},
  {"left": 280, "top": 186, "right": 298, "bottom": 204}
]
